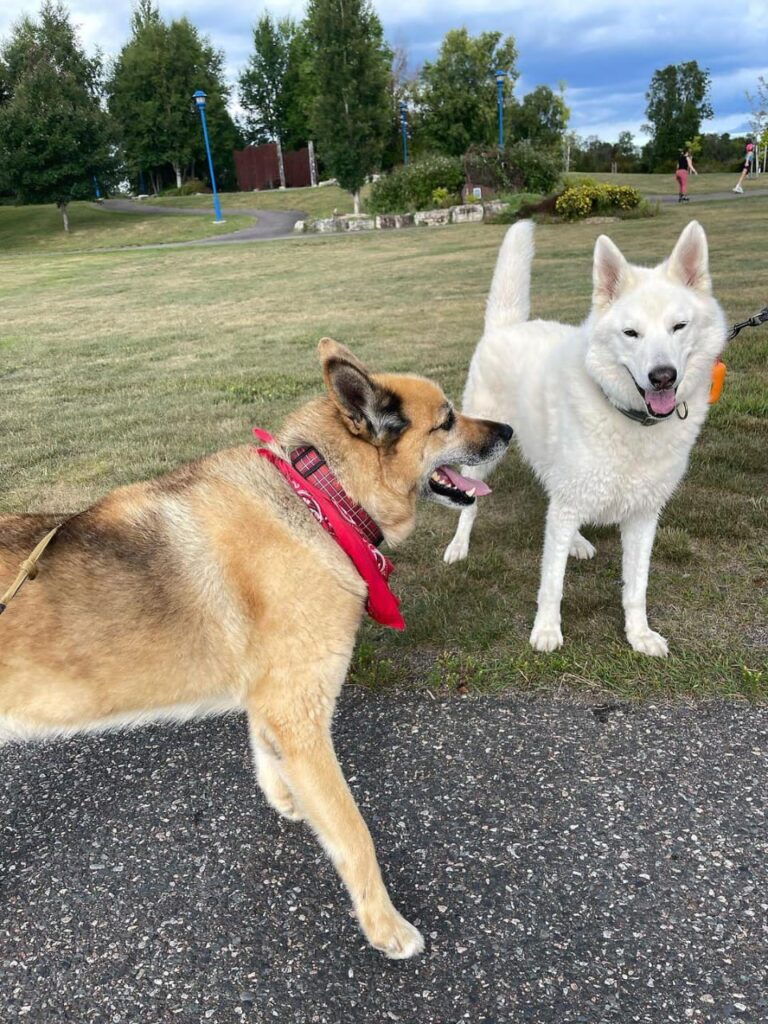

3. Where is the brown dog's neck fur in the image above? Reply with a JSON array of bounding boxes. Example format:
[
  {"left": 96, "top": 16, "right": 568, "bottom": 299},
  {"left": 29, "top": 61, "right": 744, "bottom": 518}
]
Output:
[{"left": 278, "top": 397, "right": 418, "bottom": 548}]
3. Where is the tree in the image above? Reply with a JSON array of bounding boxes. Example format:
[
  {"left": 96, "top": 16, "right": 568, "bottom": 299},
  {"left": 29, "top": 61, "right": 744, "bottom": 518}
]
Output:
[
  {"left": 644, "top": 61, "right": 713, "bottom": 169},
  {"left": 305, "top": 0, "right": 392, "bottom": 214},
  {"left": 239, "top": 14, "right": 312, "bottom": 149},
  {"left": 416, "top": 29, "right": 518, "bottom": 157},
  {"left": 0, "top": 1, "right": 114, "bottom": 231},
  {"left": 510, "top": 84, "right": 569, "bottom": 149},
  {"left": 107, "top": 1, "right": 239, "bottom": 193}
]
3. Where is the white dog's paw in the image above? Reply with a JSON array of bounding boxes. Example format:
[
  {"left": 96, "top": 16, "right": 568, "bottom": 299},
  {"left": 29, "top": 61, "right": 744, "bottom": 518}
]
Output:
[
  {"left": 361, "top": 905, "right": 425, "bottom": 960},
  {"left": 627, "top": 629, "right": 669, "bottom": 658},
  {"left": 443, "top": 535, "right": 469, "bottom": 564},
  {"left": 530, "top": 620, "right": 564, "bottom": 652},
  {"left": 569, "top": 533, "right": 596, "bottom": 560}
]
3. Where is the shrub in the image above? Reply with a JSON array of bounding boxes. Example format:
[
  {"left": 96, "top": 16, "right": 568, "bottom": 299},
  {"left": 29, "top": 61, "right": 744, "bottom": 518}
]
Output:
[
  {"left": 555, "top": 182, "right": 642, "bottom": 220},
  {"left": 464, "top": 141, "right": 561, "bottom": 196},
  {"left": 504, "top": 141, "right": 561, "bottom": 195},
  {"left": 162, "top": 178, "right": 208, "bottom": 197},
  {"left": 367, "top": 155, "right": 464, "bottom": 214}
]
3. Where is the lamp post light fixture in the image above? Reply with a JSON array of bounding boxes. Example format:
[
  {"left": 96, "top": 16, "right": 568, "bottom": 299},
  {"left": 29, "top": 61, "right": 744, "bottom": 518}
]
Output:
[
  {"left": 192, "top": 89, "right": 225, "bottom": 224},
  {"left": 495, "top": 68, "right": 507, "bottom": 148},
  {"left": 399, "top": 100, "right": 409, "bottom": 165}
]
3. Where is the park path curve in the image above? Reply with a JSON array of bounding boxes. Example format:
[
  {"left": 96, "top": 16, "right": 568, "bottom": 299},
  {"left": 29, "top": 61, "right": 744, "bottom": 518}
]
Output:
[{"left": 99, "top": 197, "right": 305, "bottom": 246}]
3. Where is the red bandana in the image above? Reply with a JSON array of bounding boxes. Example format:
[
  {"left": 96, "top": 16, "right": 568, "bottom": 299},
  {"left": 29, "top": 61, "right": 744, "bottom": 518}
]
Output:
[{"left": 253, "top": 428, "right": 405, "bottom": 631}]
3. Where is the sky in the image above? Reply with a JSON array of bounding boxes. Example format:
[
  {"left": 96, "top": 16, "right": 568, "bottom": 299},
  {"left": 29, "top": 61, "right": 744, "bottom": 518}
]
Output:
[{"left": 1, "top": 0, "right": 765, "bottom": 143}]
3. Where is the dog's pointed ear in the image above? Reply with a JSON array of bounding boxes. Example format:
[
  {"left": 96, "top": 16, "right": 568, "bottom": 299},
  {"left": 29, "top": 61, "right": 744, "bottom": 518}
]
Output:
[
  {"left": 666, "top": 220, "right": 711, "bottom": 293},
  {"left": 318, "top": 338, "right": 409, "bottom": 444},
  {"left": 592, "top": 234, "right": 629, "bottom": 310}
]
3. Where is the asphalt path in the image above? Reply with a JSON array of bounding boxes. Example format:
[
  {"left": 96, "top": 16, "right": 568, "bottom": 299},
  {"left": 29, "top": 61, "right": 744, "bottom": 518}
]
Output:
[
  {"left": 99, "top": 198, "right": 305, "bottom": 245},
  {"left": 2, "top": 691, "right": 766, "bottom": 1023}
]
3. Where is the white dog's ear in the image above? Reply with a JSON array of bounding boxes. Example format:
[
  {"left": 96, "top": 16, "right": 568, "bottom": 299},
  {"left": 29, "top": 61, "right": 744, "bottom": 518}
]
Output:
[
  {"left": 666, "top": 221, "right": 711, "bottom": 293},
  {"left": 592, "top": 235, "right": 629, "bottom": 310}
]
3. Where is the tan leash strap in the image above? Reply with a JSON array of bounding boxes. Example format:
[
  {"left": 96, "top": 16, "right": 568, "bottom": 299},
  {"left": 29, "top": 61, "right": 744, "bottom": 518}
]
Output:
[{"left": 0, "top": 525, "right": 61, "bottom": 615}]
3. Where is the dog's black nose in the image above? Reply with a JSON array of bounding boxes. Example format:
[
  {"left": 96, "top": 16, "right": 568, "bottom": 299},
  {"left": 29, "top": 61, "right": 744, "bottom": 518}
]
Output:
[
  {"left": 497, "top": 422, "right": 514, "bottom": 443},
  {"left": 648, "top": 365, "right": 677, "bottom": 389}
]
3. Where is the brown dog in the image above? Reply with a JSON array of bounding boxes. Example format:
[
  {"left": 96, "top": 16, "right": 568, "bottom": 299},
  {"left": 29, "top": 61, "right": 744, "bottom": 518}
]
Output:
[{"left": 0, "top": 339, "right": 512, "bottom": 958}]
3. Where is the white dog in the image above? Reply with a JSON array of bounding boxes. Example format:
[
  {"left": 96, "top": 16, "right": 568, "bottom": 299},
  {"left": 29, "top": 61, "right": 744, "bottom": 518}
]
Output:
[{"left": 444, "top": 220, "right": 726, "bottom": 657}]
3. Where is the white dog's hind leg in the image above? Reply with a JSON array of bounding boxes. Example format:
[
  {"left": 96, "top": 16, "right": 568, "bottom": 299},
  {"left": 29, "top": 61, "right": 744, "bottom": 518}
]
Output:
[
  {"left": 621, "top": 513, "right": 668, "bottom": 657},
  {"left": 530, "top": 503, "right": 578, "bottom": 652},
  {"left": 443, "top": 457, "right": 502, "bottom": 564},
  {"left": 569, "top": 530, "right": 596, "bottom": 560}
]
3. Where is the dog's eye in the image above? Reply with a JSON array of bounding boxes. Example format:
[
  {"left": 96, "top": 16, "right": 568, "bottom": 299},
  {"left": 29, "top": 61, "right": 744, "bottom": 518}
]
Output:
[
  {"left": 440, "top": 410, "right": 455, "bottom": 431},
  {"left": 623, "top": 329, "right": 639, "bottom": 338},
  {"left": 672, "top": 322, "right": 688, "bottom": 333}
]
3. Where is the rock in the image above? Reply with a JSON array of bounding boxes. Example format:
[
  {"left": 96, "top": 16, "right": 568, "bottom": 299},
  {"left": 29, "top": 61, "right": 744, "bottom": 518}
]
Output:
[
  {"left": 375, "top": 213, "right": 415, "bottom": 230},
  {"left": 314, "top": 218, "right": 344, "bottom": 233},
  {"left": 293, "top": 220, "right": 306, "bottom": 233},
  {"left": 342, "top": 215, "right": 375, "bottom": 232},
  {"left": 483, "top": 201, "right": 510, "bottom": 220},
  {"left": 413, "top": 209, "right": 451, "bottom": 227},
  {"left": 450, "top": 204, "right": 484, "bottom": 224}
]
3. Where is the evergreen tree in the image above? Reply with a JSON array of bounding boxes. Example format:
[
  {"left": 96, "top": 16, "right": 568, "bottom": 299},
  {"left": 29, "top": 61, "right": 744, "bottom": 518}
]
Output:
[
  {"left": 644, "top": 61, "right": 713, "bottom": 169},
  {"left": 107, "top": 1, "right": 239, "bottom": 193},
  {"left": 0, "top": 0, "right": 114, "bottom": 230},
  {"left": 305, "top": 0, "right": 392, "bottom": 213},
  {"left": 416, "top": 29, "right": 518, "bottom": 157}
]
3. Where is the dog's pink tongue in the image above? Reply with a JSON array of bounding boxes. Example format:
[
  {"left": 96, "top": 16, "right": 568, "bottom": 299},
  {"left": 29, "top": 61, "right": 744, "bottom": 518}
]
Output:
[
  {"left": 441, "top": 466, "right": 492, "bottom": 496},
  {"left": 645, "top": 388, "right": 676, "bottom": 416}
]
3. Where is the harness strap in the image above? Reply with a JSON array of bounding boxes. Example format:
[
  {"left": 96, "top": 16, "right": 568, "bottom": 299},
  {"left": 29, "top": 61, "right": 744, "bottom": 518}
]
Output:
[{"left": 0, "top": 525, "right": 60, "bottom": 615}]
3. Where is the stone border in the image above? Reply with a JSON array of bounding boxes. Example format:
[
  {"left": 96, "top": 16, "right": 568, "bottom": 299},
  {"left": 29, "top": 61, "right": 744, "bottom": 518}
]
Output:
[{"left": 294, "top": 201, "right": 510, "bottom": 234}]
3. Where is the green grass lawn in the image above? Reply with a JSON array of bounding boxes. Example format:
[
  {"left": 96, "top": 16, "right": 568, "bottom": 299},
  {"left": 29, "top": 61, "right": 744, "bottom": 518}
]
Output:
[
  {"left": 146, "top": 183, "right": 368, "bottom": 219},
  {"left": 0, "top": 201, "right": 255, "bottom": 254},
  {"left": 568, "top": 171, "right": 763, "bottom": 196},
  {"left": 0, "top": 197, "right": 765, "bottom": 699}
]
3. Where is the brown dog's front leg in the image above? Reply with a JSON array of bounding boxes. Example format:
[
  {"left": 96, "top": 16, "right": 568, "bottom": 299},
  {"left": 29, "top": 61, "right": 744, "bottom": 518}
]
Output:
[{"left": 247, "top": 702, "right": 423, "bottom": 959}]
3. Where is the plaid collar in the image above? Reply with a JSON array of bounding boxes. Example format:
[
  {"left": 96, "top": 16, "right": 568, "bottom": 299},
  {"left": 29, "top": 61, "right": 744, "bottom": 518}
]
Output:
[{"left": 289, "top": 445, "right": 384, "bottom": 548}]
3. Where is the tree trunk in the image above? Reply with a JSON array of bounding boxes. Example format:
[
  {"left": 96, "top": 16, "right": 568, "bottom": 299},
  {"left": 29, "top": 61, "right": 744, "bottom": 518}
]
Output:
[
  {"left": 173, "top": 162, "right": 182, "bottom": 189},
  {"left": 353, "top": 189, "right": 361, "bottom": 215},
  {"left": 58, "top": 202, "right": 70, "bottom": 233}
]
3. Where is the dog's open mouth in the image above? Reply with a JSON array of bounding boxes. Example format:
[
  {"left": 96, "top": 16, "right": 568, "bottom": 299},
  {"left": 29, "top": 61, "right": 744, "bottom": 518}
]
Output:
[
  {"left": 634, "top": 382, "right": 677, "bottom": 418},
  {"left": 428, "top": 465, "right": 492, "bottom": 506}
]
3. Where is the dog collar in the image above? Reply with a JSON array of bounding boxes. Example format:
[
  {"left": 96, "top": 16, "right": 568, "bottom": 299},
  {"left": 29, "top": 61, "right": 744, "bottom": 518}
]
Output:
[
  {"left": 252, "top": 429, "right": 404, "bottom": 630},
  {"left": 289, "top": 444, "right": 384, "bottom": 548},
  {"left": 610, "top": 400, "right": 688, "bottom": 427}
]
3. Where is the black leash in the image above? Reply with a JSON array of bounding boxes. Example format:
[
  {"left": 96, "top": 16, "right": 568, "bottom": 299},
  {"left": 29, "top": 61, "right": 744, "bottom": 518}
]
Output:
[{"left": 725, "top": 305, "right": 768, "bottom": 343}]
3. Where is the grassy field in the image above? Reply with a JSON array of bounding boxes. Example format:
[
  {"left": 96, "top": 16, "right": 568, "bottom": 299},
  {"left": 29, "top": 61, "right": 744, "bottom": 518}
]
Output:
[
  {"left": 568, "top": 171, "right": 763, "bottom": 196},
  {"left": 0, "top": 196, "right": 765, "bottom": 700},
  {"left": 0, "top": 201, "right": 254, "bottom": 253},
  {"left": 146, "top": 183, "right": 367, "bottom": 219}
]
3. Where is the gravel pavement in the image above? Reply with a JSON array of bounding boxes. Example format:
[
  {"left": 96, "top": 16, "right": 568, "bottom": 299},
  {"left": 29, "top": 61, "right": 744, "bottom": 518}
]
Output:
[
  {"left": 99, "top": 198, "right": 304, "bottom": 244},
  {"left": 2, "top": 690, "right": 767, "bottom": 1023}
]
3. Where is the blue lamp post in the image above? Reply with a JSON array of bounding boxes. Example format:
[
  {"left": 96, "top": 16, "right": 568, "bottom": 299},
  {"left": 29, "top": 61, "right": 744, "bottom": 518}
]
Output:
[
  {"left": 399, "top": 100, "right": 409, "bottom": 165},
  {"left": 495, "top": 68, "right": 507, "bottom": 147},
  {"left": 192, "top": 89, "right": 225, "bottom": 224}
]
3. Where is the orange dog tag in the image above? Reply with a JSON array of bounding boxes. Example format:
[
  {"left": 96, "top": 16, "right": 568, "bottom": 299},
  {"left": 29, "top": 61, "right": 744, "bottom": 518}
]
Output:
[{"left": 709, "top": 360, "right": 726, "bottom": 404}]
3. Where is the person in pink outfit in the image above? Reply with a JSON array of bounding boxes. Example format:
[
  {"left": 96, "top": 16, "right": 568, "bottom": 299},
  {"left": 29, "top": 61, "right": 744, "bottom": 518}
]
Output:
[
  {"left": 732, "top": 140, "right": 755, "bottom": 194},
  {"left": 675, "top": 147, "right": 697, "bottom": 202}
]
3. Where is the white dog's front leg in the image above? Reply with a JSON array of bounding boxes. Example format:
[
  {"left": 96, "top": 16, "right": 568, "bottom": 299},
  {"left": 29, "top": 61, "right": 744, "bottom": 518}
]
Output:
[
  {"left": 530, "top": 503, "right": 578, "bottom": 652},
  {"left": 443, "top": 457, "right": 502, "bottom": 564},
  {"left": 621, "top": 513, "right": 668, "bottom": 657}
]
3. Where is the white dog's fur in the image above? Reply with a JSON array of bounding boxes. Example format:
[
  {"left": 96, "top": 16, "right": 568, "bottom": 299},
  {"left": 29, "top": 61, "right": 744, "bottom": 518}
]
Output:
[{"left": 444, "top": 220, "right": 727, "bottom": 656}]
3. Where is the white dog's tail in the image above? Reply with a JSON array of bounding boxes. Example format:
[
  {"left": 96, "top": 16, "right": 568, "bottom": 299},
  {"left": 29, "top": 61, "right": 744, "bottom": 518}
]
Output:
[{"left": 484, "top": 220, "right": 535, "bottom": 332}]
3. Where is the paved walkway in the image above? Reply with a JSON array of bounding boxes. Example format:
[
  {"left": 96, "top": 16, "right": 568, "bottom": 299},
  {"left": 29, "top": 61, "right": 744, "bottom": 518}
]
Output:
[
  {"left": 649, "top": 188, "right": 768, "bottom": 204},
  {"left": 100, "top": 198, "right": 305, "bottom": 245},
  {"left": 3, "top": 690, "right": 766, "bottom": 1023}
]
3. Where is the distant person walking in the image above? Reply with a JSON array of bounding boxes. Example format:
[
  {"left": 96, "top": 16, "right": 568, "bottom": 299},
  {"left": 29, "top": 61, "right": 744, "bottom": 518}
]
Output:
[
  {"left": 675, "top": 148, "right": 697, "bottom": 202},
  {"left": 732, "top": 140, "right": 755, "bottom": 194}
]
